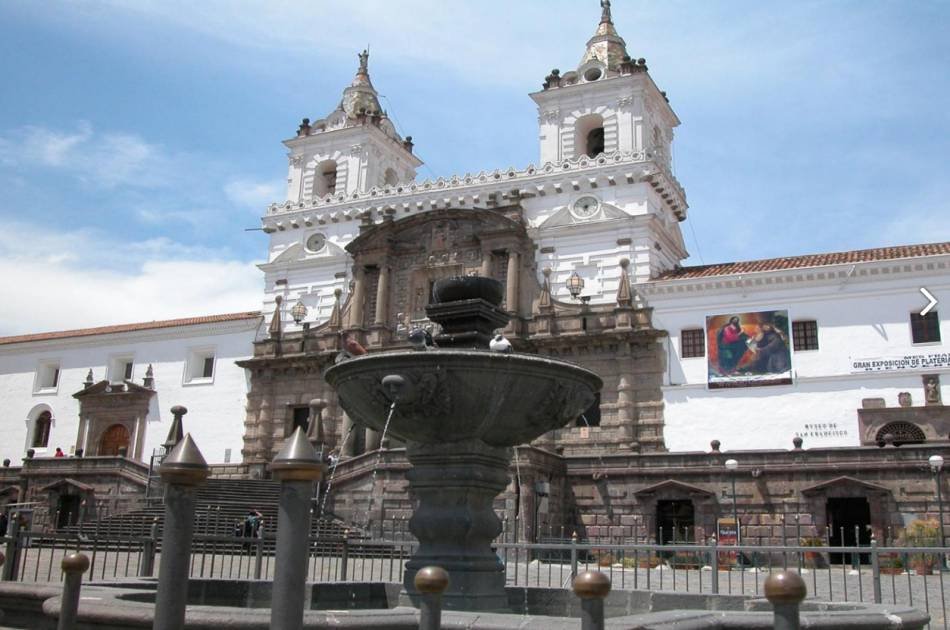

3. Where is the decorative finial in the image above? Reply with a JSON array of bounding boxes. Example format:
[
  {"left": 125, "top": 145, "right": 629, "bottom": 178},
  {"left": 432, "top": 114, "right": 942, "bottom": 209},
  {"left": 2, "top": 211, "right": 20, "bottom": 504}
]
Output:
[
  {"left": 358, "top": 49, "right": 369, "bottom": 73},
  {"left": 600, "top": 0, "right": 612, "bottom": 23},
  {"left": 84, "top": 368, "right": 94, "bottom": 388}
]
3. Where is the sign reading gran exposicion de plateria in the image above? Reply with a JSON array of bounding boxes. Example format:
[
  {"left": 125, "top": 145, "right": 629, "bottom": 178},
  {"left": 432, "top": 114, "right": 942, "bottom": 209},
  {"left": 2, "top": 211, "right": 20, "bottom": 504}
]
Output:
[{"left": 851, "top": 353, "right": 950, "bottom": 373}]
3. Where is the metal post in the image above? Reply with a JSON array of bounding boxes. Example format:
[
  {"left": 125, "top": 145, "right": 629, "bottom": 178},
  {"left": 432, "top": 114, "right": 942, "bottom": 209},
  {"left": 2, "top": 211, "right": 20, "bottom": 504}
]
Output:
[
  {"left": 935, "top": 467, "right": 947, "bottom": 567},
  {"left": 269, "top": 427, "right": 324, "bottom": 630},
  {"left": 570, "top": 531, "right": 579, "bottom": 578},
  {"left": 153, "top": 434, "right": 209, "bottom": 630},
  {"left": 254, "top": 534, "right": 264, "bottom": 580},
  {"left": 869, "top": 536, "right": 882, "bottom": 604},
  {"left": 573, "top": 570, "right": 610, "bottom": 630},
  {"left": 415, "top": 566, "right": 449, "bottom": 630},
  {"left": 340, "top": 530, "right": 350, "bottom": 581},
  {"left": 709, "top": 536, "right": 719, "bottom": 594},
  {"left": 731, "top": 474, "right": 740, "bottom": 546},
  {"left": 58, "top": 552, "right": 90, "bottom": 630},
  {"left": 764, "top": 570, "right": 806, "bottom": 630},
  {"left": 139, "top": 518, "right": 158, "bottom": 577},
  {"left": 2, "top": 512, "right": 19, "bottom": 581}
]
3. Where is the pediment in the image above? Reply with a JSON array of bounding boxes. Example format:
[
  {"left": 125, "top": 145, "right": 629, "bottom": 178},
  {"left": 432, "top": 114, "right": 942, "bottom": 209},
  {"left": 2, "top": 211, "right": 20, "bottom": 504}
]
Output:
[
  {"left": 633, "top": 479, "right": 715, "bottom": 498},
  {"left": 539, "top": 202, "right": 629, "bottom": 230},
  {"left": 39, "top": 478, "right": 94, "bottom": 493},
  {"left": 801, "top": 476, "right": 890, "bottom": 495},
  {"left": 265, "top": 240, "right": 346, "bottom": 268},
  {"left": 73, "top": 380, "right": 155, "bottom": 399}
]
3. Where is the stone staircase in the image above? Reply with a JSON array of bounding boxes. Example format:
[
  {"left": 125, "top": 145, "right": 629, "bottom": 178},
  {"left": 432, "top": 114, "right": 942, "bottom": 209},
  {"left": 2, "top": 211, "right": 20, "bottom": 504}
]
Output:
[{"left": 53, "top": 478, "right": 363, "bottom": 541}]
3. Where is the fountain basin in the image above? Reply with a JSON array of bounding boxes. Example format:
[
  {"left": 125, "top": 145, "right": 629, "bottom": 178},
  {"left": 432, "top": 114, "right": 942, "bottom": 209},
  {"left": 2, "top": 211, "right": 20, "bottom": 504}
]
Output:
[
  {"left": 324, "top": 350, "right": 601, "bottom": 446},
  {"left": 2, "top": 579, "right": 929, "bottom": 629}
]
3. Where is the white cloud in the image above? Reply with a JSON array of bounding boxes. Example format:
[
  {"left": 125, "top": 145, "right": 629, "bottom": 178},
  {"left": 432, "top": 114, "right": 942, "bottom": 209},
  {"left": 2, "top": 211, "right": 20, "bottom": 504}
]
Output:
[
  {"left": 0, "top": 122, "right": 166, "bottom": 189},
  {"left": 225, "top": 178, "right": 284, "bottom": 210},
  {"left": 0, "top": 220, "right": 261, "bottom": 335}
]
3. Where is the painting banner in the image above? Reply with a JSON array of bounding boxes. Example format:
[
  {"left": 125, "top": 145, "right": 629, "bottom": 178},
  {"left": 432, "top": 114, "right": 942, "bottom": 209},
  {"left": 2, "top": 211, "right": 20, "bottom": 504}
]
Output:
[{"left": 706, "top": 310, "right": 792, "bottom": 389}]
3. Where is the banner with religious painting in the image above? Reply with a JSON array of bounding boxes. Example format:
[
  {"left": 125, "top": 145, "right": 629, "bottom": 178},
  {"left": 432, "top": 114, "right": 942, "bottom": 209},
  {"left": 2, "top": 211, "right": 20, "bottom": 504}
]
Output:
[{"left": 706, "top": 310, "right": 792, "bottom": 389}]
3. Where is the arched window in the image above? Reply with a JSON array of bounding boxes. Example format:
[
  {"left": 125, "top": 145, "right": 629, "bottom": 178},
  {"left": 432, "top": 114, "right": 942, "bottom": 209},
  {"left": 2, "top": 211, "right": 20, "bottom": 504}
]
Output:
[
  {"left": 574, "top": 114, "right": 605, "bottom": 159},
  {"left": 313, "top": 160, "right": 338, "bottom": 198},
  {"left": 32, "top": 411, "right": 52, "bottom": 448},
  {"left": 383, "top": 167, "right": 399, "bottom": 187},
  {"left": 876, "top": 422, "right": 926, "bottom": 447}
]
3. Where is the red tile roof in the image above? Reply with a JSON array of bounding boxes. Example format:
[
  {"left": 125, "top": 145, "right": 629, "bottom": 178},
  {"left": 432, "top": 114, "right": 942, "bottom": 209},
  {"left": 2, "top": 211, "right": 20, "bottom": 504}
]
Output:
[
  {"left": 655, "top": 242, "right": 950, "bottom": 280},
  {"left": 0, "top": 312, "right": 262, "bottom": 346}
]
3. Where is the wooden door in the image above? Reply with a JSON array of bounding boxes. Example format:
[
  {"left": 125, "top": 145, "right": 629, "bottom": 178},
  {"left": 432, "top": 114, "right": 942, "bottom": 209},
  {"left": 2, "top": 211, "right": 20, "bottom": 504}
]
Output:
[{"left": 99, "top": 424, "right": 131, "bottom": 456}]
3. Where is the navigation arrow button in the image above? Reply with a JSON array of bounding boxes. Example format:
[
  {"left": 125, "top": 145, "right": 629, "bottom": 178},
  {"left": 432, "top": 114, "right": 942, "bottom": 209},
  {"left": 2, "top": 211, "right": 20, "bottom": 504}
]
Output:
[{"left": 920, "top": 287, "right": 938, "bottom": 317}]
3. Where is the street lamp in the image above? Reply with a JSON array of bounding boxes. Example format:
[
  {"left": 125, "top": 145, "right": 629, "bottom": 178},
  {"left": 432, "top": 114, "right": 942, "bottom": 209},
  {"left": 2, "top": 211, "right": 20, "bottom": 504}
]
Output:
[
  {"left": 566, "top": 272, "right": 585, "bottom": 300},
  {"left": 725, "top": 458, "right": 741, "bottom": 548},
  {"left": 930, "top": 455, "right": 946, "bottom": 556},
  {"left": 290, "top": 300, "right": 308, "bottom": 325}
]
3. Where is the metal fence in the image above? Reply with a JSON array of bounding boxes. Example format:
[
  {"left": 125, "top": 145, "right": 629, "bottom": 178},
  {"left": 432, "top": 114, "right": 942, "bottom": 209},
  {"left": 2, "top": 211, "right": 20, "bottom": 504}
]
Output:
[{"left": 2, "top": 528, "right": 949, "bottom": 628}]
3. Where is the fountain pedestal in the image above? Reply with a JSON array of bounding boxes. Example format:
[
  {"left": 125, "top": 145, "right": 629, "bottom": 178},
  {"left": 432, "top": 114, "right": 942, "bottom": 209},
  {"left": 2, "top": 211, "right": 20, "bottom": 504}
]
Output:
[{"left": 401, "top": 439, "right": 512, "bottom": 611}]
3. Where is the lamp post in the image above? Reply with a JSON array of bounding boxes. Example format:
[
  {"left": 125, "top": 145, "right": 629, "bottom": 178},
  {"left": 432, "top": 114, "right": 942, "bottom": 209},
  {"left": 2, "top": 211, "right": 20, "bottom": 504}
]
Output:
[
  {"left": 929, "top": 454, "right": 946, "bottom": 565},
  {"left": 725, "top": 459, "right": 741, "bottom": 549}
]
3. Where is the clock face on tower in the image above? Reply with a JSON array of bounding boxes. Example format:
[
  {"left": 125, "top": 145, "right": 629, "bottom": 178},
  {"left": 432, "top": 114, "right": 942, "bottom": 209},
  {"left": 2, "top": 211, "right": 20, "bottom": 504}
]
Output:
[
  {"left": 306, "top": 233, "right": 327, "bottom": 253},
  {"left": 571, "top": 196, "right": 601, "bottom": 220}
]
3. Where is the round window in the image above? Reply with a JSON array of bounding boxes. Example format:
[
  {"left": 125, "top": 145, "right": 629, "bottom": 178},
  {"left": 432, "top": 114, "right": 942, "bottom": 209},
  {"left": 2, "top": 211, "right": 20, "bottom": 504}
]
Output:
[
  {"left": 583, "top": 67, "right": 603, "bottom": 82},
  {"left": 306, "top": 233, "right": 327, "bottom": 252}
]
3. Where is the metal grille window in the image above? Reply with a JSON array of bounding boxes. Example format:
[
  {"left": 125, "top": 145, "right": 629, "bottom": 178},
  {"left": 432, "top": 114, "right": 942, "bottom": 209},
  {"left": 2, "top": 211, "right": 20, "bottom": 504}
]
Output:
[
  {"left": 911, "top": 311, "right": 941, "bottom": 344},
  {"left": 680, "top": 329, "right": 705, "bottom": 358},
  {"left": 792, "top": 320, "right": 819, "bottom": 351}
]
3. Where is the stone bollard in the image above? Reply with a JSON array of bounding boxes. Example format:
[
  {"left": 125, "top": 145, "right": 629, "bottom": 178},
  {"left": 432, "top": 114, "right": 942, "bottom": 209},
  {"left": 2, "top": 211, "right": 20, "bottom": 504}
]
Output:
[
  {"left": 573, "top": 570, "right": 610, "bottom": 630},
  {"left": 153, "top": 434, "right": 209, "bottom": 630},
  {"left": 58, "top": 552, "right": 90, "bottom": 630},
  {"left": 269, "top": 427, "right": 324, "bottom": 630},
  {"left": 414, "top": 566, "right": 449, "bottom": 630},
  {"left": 764, "top": 570, "right": 807, "bottom": 630}
]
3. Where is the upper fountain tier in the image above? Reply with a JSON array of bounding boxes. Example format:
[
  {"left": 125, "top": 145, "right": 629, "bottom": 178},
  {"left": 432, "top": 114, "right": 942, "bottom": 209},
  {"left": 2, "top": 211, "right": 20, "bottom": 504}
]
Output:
[{"left": 323, "top": 276, "right": 602, "bottom": 447}]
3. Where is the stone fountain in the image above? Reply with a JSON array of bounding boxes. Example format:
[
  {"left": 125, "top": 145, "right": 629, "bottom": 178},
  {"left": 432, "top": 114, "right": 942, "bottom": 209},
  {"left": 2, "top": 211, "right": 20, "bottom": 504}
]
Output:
[{"left": 324, "top": 276, "right": 602, "bottom": 611}]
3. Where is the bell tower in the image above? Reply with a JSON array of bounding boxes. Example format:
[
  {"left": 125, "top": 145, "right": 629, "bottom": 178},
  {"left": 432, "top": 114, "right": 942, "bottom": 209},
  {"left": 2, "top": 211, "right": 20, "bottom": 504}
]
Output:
[
  {"left": 284, "top": 50, "right": 422, "bottom": 203},
  {"left": 530, "top": 1, "right": 679, "bottom": 167}
]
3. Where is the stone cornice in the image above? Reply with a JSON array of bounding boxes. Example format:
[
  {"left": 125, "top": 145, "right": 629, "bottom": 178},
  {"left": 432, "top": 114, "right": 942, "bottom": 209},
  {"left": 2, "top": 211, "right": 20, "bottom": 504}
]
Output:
[
  {"left": 641, "top": 255, "right": 950, "bottom": 300},
  {"left": 0, "top": 317, "right": 261, "bottom": 355},
  {"left": 261, "top": 150, "right": 688, "bottom": 231}
]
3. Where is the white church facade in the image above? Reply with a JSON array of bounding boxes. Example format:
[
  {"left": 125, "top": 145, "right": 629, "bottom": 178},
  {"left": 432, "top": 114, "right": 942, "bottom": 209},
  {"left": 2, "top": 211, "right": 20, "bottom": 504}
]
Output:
[{"left": 0, "top": 1, "right": 947, "bottom": 545}]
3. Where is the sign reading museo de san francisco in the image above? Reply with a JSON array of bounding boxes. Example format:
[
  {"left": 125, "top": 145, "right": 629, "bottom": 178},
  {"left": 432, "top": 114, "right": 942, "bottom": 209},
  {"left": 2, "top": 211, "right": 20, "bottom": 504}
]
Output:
[
  {"left": 851, "top": 353, "right": 950, "bottom": 373},
  {"left": 706, "top": 310, "right": 793, "bottom": 389}
]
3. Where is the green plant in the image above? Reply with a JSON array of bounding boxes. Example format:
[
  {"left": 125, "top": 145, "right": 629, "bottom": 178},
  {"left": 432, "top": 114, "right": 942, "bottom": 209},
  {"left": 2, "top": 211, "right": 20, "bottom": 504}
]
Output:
[{"left": 899, "top": 519, "right": 941, "bottom": 575}]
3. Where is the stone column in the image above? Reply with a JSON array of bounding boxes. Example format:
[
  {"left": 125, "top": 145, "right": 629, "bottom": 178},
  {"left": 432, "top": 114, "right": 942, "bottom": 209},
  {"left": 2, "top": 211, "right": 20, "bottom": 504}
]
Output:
[
  {"left": 374, "top": 265, "right": 390, "bottom": 326},
  {"left": 153, "top": 434, "right": 209, "bottom": 630},
  {"left": 480, "top": 251, "right": 492, "bottom": 277},
  {"left": 505, "top": 251, "right": 520, "bottom": 314},
  {"left": 269, "top": 428, "right": 324, "bottom": 630},
  {"left": 349, "top": 266, "right": 366, "bottom": 327},
  {"left": 366, "top": 428, "right": 381, "bottom": 451},
  {"left": 402, "top": 439, "right": 511, "bottom": 612},
  {"left": 341, "top": 412, "right": 356, "bottom": 457}
]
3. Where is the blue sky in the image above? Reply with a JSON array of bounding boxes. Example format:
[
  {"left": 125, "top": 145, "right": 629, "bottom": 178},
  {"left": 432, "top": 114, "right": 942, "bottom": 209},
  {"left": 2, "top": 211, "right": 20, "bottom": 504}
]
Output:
[{"left": 0, "top": 1, "right": 948, "bottom": 334}]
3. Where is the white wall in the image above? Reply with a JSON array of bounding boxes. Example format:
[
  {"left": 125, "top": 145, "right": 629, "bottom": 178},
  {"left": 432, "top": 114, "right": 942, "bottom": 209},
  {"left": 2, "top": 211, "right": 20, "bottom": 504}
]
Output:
[
  {"left": 645, "top": 262, "right": 950, "bottom": 452},
  {"left": 0, "top": 318, "right": 259, "bottom": 466}
]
